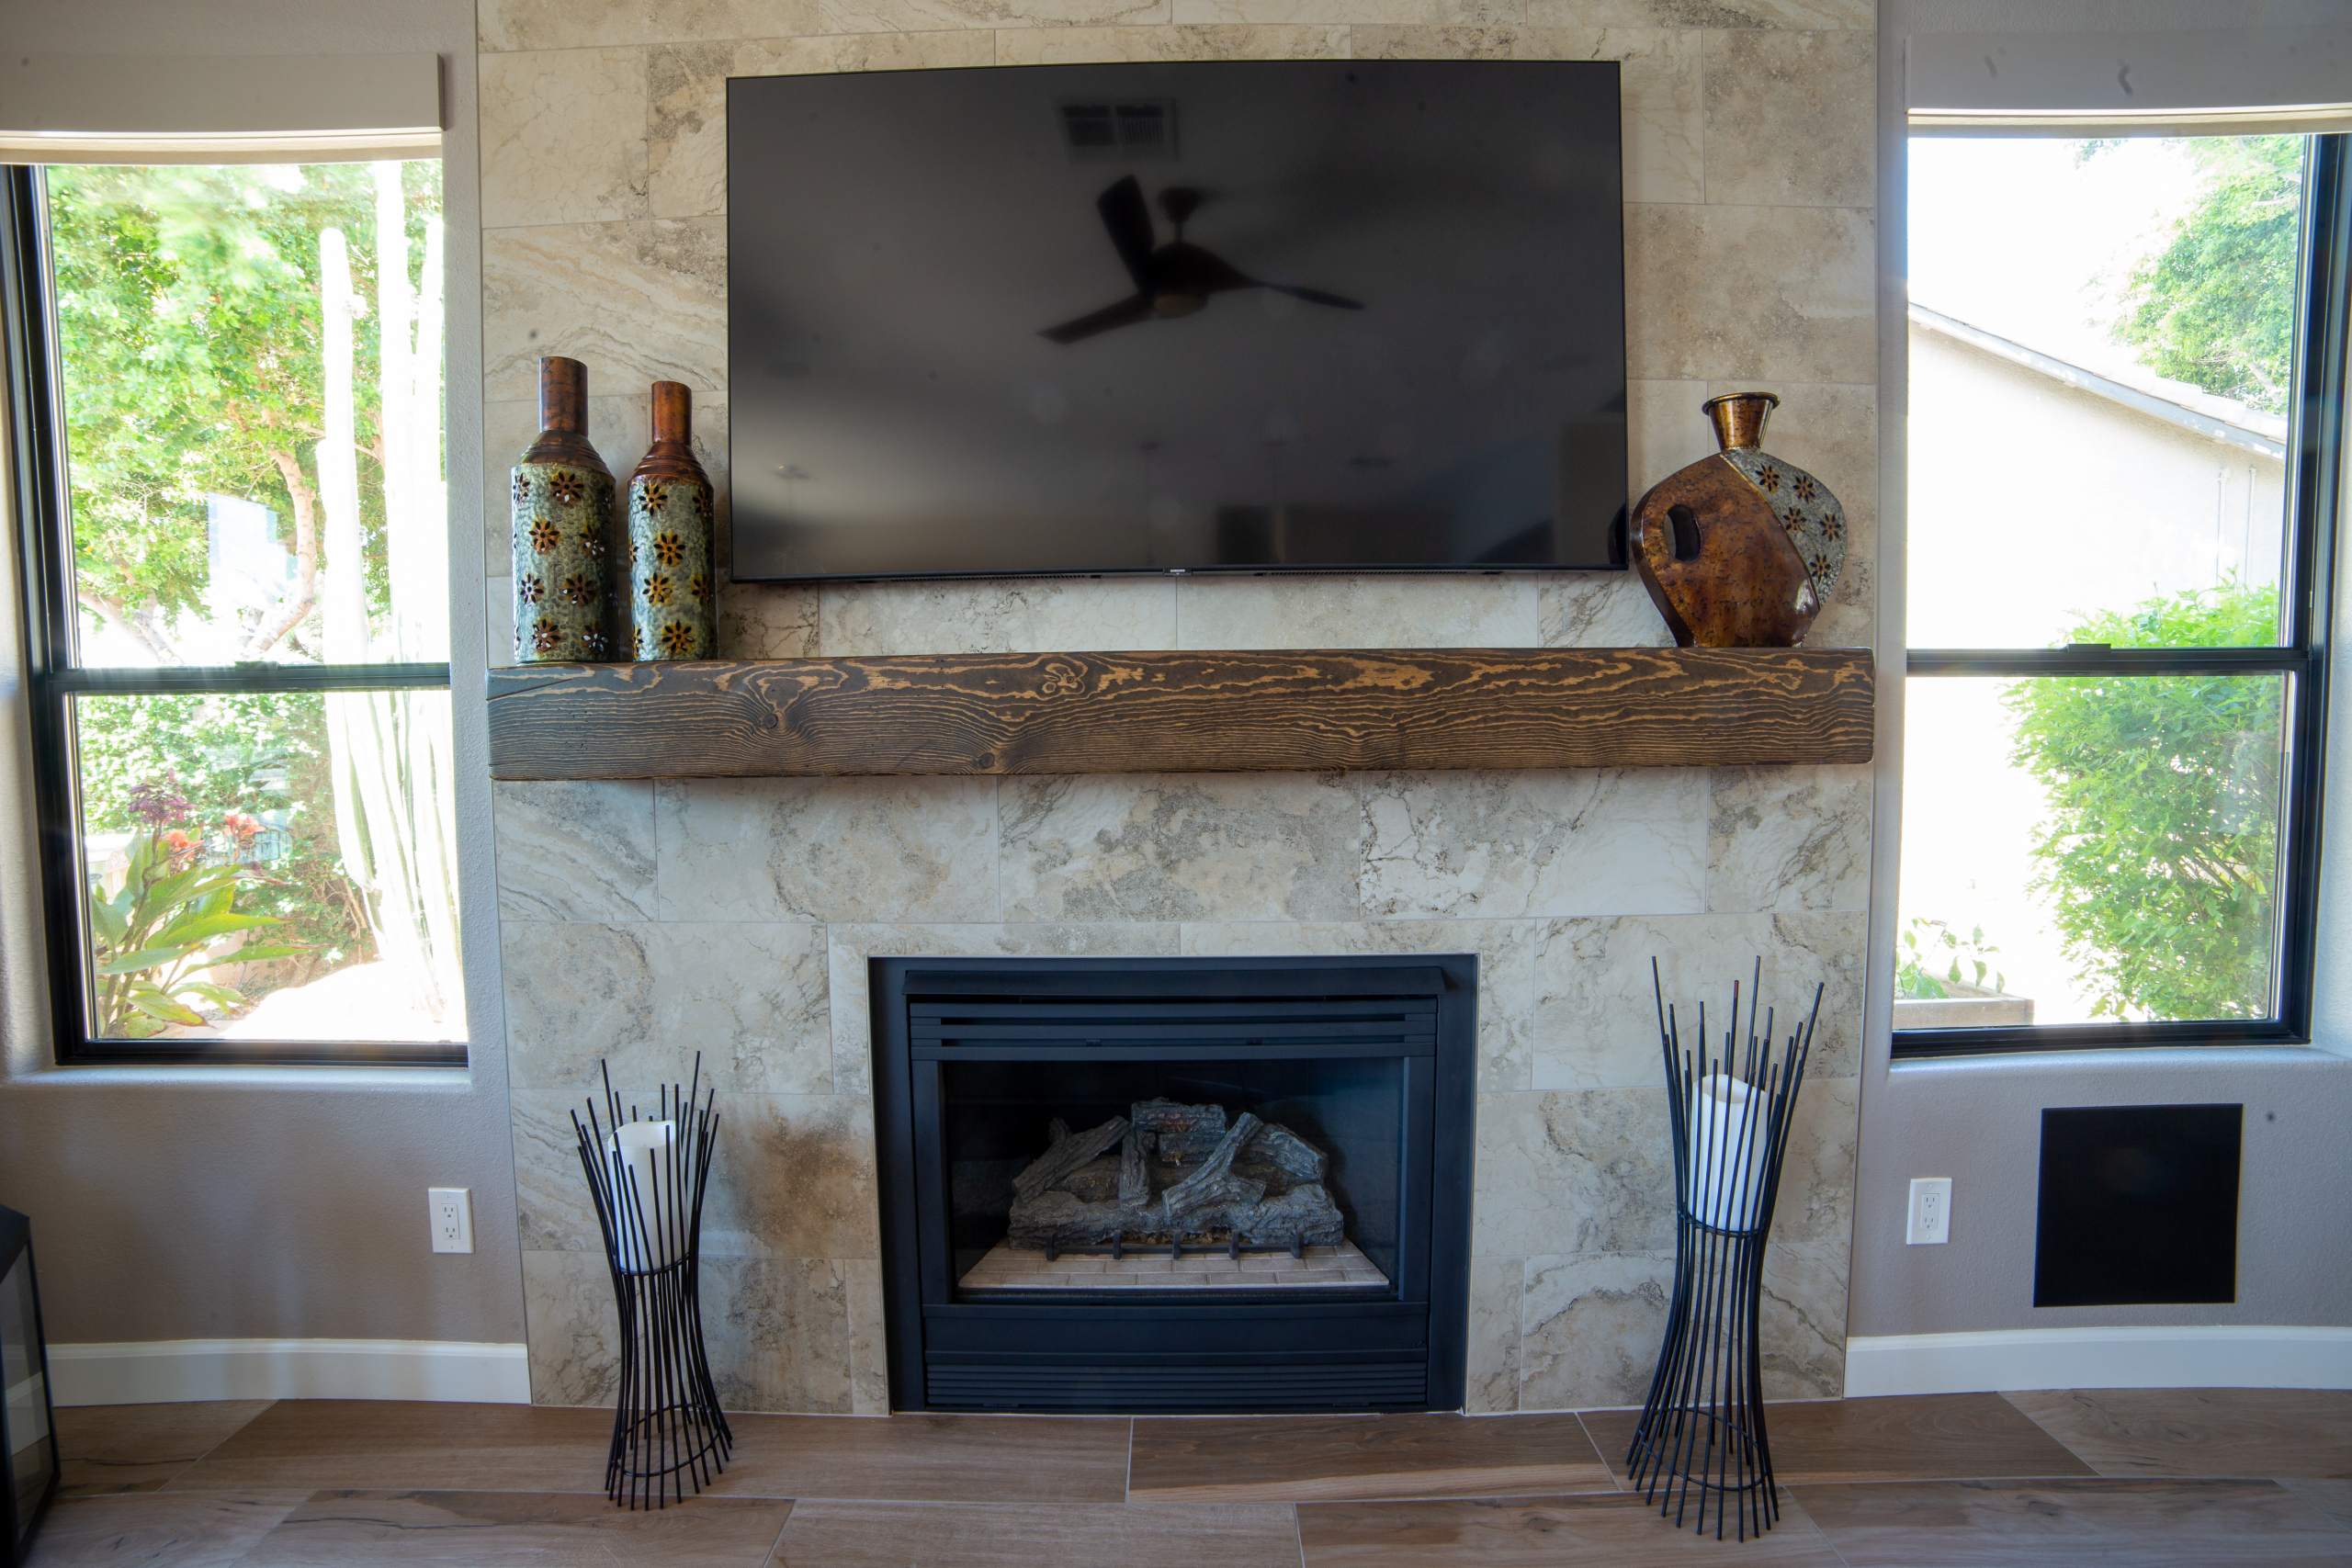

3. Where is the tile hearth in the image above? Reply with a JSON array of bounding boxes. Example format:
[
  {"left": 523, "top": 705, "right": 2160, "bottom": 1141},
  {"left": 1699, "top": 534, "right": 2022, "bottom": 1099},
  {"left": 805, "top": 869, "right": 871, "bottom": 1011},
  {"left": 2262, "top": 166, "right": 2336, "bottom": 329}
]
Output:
[{"left": 958, "top": 1240, "right": 1390, "bottom": 1292}]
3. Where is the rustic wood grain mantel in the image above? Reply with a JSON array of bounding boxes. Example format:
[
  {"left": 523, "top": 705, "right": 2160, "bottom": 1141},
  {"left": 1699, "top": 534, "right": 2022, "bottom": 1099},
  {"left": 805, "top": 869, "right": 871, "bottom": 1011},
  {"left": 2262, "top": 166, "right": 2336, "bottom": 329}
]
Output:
[{"left": 483, "top": 647, "right": 1874, "bottom": 781}]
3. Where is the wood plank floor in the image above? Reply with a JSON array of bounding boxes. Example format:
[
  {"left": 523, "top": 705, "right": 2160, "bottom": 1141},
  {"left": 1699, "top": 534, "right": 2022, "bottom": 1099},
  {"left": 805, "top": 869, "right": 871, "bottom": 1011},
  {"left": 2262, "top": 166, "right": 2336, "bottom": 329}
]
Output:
[{"left": 29, "top": 1389, "right": 2352, "bottom": 1566}]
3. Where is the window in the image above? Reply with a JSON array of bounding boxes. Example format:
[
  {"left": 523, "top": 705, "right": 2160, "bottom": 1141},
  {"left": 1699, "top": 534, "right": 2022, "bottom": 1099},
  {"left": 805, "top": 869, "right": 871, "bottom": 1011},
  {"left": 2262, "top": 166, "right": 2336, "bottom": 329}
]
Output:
[
  {"left": 0, "top": 160, "right": 462, "bottom": 1064},
  {"left": 1895, "top": 133, "right": 2347, "bottom": 1056}
]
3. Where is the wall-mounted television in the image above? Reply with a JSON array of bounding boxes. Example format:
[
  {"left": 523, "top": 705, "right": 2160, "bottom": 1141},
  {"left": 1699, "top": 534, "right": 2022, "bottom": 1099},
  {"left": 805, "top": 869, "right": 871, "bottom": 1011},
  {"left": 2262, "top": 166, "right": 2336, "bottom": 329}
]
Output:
[{"left": 727, "top": 60, "right": 1627, "bottom": 581}]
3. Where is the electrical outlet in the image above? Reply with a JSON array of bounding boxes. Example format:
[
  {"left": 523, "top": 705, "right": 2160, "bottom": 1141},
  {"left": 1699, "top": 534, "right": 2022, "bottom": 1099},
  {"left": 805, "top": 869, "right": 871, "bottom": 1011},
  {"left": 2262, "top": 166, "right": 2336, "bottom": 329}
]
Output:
[
  {"left": 1906, "top": 1178, "right": 1952, "bottom": 1246},
  {"left": 429, "top": 1188, "right": 473, "bottom": 1254}
]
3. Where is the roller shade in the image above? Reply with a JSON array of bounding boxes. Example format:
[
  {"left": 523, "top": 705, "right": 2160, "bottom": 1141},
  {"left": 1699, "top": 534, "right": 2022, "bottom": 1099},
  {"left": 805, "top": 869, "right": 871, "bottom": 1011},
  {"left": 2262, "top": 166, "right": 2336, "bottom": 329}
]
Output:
[
  {"left": 1909, "top": 27, "right": 2352, "bottom": 135},
  {"left": 0, "top": 53, "right": 441, "bottom": 164}
]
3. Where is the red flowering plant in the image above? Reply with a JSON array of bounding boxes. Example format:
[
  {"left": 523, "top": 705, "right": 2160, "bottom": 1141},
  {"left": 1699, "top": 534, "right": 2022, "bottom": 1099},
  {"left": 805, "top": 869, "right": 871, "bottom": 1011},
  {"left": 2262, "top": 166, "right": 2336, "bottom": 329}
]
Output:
[{"left": 86, "top": 775, "right": 309, "bottom": 1037}]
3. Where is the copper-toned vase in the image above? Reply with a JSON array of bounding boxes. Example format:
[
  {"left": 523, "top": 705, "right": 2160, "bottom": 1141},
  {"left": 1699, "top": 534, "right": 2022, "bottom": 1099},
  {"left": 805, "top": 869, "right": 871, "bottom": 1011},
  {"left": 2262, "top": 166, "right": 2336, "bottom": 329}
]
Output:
[
  {"left": 1631, "top": 392, "right": 1847, "bottom": 648},
  {"left": 512, "top": 357, "right": 616, "bottom": 662},
  {"left": 625, "top": 383, "right": 717, "bottom": 661}
]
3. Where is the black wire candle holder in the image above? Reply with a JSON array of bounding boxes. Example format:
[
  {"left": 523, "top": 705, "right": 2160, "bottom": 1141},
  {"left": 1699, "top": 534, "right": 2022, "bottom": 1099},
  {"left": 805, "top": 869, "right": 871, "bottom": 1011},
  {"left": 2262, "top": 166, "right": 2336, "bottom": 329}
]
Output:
[
  {"left": 1626, "top": 959, "right": 1819, "bottom": 1542},
  {"left": 572, "top": 1058, "right": 731, "bottom": 1509}
]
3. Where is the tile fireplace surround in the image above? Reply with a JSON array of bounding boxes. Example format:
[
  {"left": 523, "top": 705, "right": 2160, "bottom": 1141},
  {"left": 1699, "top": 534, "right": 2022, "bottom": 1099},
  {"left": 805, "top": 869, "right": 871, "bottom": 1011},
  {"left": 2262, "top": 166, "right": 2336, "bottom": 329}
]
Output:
[{"left": 481, "top": 0, "right": 1876, "bottom": 1417}]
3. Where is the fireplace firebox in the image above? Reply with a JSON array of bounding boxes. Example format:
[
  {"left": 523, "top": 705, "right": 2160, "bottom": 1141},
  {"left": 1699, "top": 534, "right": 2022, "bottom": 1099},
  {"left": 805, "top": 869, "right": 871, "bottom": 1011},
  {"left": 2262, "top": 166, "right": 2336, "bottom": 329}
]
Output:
[{"left": 872, "top": 957, "right": 1475, "bottom": 1414}]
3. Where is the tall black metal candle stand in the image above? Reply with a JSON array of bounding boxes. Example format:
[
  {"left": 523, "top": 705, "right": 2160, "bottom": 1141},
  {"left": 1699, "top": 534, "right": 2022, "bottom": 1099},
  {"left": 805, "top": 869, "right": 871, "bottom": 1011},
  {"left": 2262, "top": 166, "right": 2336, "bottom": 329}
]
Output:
[
  {"left": 1626, "top": 960, "right": 1818, "bottom": 1542},
  {"left": 573, "top": 1058, "right": 732, "bottom": 1509}
]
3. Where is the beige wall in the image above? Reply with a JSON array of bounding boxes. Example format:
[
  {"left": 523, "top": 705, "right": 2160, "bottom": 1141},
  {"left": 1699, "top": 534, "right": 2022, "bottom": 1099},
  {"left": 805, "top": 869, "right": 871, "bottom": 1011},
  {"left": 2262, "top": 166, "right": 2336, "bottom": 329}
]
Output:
[{"left": 478, "top": 0, "right": 1880, "bottom": 1413}]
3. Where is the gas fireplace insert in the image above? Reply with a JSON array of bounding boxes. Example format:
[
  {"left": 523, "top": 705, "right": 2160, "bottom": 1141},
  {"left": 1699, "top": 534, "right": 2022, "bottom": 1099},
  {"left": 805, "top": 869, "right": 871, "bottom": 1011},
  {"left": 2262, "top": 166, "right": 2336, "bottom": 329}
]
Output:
[{"left": 871, "top": 956, "right": 1475, "bottom": 1413}]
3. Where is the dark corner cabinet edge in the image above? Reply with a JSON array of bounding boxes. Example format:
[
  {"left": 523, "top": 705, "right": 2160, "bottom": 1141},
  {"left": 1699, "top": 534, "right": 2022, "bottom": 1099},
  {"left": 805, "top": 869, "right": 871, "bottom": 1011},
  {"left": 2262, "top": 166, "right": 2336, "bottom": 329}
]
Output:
[{"left": 483, "top": 646, "right": 1875, "bottom": 780}]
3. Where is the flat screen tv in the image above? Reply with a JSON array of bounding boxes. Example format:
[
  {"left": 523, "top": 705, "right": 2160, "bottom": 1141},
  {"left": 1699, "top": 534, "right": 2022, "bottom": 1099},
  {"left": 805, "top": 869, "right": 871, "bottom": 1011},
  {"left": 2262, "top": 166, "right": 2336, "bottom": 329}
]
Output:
[{"left": 728, "top": 59, "right": 1627, "bottom": 581}]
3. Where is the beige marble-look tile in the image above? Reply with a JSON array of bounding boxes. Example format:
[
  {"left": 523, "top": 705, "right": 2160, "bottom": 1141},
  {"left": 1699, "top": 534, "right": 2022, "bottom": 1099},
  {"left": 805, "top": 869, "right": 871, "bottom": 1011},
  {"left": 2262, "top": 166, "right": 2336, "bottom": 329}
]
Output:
[
  {"left": 1624, "top": 204, "right": 1873, "bottom": 384},
  {"left": 1519, "top": 1250, "right": 1673, "bottom": 1412},
  {"left": 1474, "top": 1088, "right": 1674, "bottom": 1258},
  {"left": 825, "top": 921, "right": 1184, "bottom": 1096},
  {"left": 1770, "top": 1073, "right": 1858, "bottom": 1249},
  {"left": 1759, "top": 1235, "right": 1849, "bottom": 1401},
  {"left": 819, "top": 0, "right": 1167, "bottom": 35},
  {"left": 483, "top": 219, "right": 728, "bottom": 405},
  {"left": 481, "top": 0, "right": 820, "bottom": 51},
  {"left": 1175, "top": 574, "right": 1541, "bottom": 649},
  {"left": 820, "top": 578, "right": 1179, "bottom": 655},
  {"left": 514, "top": 1089, "right": 874, "bottom": 1258},
  {"left": 523, "top": 1247, "right": 856, "bottom": 1413},
  {"left": 1360, "top": 769, "right": 1706, "bottom": 920},
  {"left": 843, "top": 1257, "right": 891, "bottom": 1416},
  {"left": 1173, "top": 0, "right": 1516, "bottom": 24},
  {"left": 1178, "top": 918, "right": 1540, "bottom": 1091},
  {"left": 479, "top": 49, "right": 650, "bottom": 231},
  {"left": 702, "top": 1093, "right": 881, "bottom": 1261},
  {"left": 704, "top": 1253, "right": 856, "bottom": 1414},
  {"left": 485, "top": 575, "right": 514, "bottom": 671},
  {"left": 655, "top": 775, "right": 999, "bottom": 923},
  {"left": 492, "top": 779, "right": 660, "bottom": 922},
  {"left": 996, "top": 21, "right": 1351, "bottom": 61},
  {"left": 1001, "top": 773, "right": 1363, "bottom": 923},
  {"left": 500, "top": 921, "right": 653, "bottom": 1090},
  {"left": 1624, "top": 377, "right": 1714, "bottom": 496},
  {"left": 27, "top": 1492, "right": 313, "bottom": 1568},
  {"left": 521, "top": 1247, "right": 622, "bottom": 1406},
  {"left": 718, "top": 581, "right": 821, "bottom": 658},
  {"left": 645, "top": 921, "right": 835, "bottom": 1090},
  {"left": 1465, "top": 1256, "right": 1525, "bottom": 1416},
  {"left": 1538, "top": 574, "right": 1673, "bottom": 648},
  {"left": 1349, "top": 28, "right": 1700, "bottom": 206},
  {"left": 1702, "top": 28, "right": 1875, "bottom": 209},
  {"left": 1707, "top": 764, "right": 1872, "bottom": 913},
  {"left": 1528, "top": 0, "right": 1871, "bottom": 27},
  {"left": 1532, "top": 910, "right": 1867, "bottom": 1089},
  {"left": 649, "top": 32, "right": 996, "bottom": 220}
]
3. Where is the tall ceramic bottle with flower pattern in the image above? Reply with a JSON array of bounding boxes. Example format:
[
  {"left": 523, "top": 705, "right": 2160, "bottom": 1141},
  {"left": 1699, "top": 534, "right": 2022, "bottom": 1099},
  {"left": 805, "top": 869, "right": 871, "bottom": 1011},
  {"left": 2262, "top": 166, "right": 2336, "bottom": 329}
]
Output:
[
  {"left": 625, "top": 382, "right": 717, "bottom": 660},
  {"left": 511, "top": 356, "right": 616, "bottom": 662}
]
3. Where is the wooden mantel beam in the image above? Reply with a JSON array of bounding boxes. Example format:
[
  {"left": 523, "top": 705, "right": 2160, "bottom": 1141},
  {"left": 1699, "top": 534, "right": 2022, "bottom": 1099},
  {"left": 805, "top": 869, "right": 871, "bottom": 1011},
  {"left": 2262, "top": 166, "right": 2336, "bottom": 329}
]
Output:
[{"left": 484, "top": 647, "right": 1875, "bottom": 781}]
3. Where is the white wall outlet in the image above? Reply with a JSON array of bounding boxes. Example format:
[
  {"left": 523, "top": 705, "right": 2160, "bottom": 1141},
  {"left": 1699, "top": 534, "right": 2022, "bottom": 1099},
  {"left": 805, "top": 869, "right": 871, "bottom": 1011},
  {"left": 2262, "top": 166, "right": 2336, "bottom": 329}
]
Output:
[
  {"left": 429, "top": 1188, "right": 474, "bottom": 1254},
  {"left": 1906, "top": 1177, "right": 1952, "bottom": 1246}
]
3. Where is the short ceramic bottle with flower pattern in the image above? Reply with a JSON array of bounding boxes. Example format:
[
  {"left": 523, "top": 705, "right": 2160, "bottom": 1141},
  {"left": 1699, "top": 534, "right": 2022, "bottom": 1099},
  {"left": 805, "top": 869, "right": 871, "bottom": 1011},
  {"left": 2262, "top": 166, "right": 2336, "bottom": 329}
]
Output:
[
  {"left": 511, "top": 356, "right": 616, "bottom": 662},
  {"left": 625, "top": 381, "right": 717, "bottom": 660}
]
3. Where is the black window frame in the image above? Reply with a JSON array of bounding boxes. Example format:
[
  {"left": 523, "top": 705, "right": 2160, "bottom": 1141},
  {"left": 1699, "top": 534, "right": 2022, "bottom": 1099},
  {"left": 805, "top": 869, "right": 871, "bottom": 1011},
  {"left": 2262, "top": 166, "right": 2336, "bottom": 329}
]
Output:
[
  {"left": 0, "top": 163, "right": 464, "bottom": 1067},
  {"left": 1896, "top": 132, "right": 2350, "bottom": 1061}
]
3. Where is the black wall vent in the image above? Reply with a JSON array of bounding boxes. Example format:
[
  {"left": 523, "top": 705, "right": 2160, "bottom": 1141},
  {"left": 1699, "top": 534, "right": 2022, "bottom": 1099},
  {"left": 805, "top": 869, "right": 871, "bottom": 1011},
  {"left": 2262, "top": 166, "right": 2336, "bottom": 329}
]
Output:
[{"left": 2034, "top": 1103, "right": 2241, "bottom": 1308}]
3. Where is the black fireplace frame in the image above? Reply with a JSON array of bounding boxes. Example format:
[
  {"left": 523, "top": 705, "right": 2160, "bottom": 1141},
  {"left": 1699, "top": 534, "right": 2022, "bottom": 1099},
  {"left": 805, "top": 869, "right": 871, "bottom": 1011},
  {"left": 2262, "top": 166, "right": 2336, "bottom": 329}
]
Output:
[{"left": 871, "top": 955, "right": 1476, "bottom": 1414}]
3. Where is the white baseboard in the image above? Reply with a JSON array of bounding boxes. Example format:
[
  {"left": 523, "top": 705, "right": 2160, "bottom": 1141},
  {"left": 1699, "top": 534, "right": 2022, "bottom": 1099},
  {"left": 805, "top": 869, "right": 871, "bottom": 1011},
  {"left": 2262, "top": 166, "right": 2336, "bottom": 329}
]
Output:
[
  {"left": 1845, "top": 1325, "right": 2352, "bottom": 1398},
  {"left": 46, "top": 1338, "right": 530, "bottom": 1406}
]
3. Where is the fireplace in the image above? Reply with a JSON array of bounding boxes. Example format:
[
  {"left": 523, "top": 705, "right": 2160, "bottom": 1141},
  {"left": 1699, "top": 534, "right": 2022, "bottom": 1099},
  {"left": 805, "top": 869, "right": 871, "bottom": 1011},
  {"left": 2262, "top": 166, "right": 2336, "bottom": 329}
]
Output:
[{"left": 871, "top": 956, "right": 1476, "bottom": 1414}]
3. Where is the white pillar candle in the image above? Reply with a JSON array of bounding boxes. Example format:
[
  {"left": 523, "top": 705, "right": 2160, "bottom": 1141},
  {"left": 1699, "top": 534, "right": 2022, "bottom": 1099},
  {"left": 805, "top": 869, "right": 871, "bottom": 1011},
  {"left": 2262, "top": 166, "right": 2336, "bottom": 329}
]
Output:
[
  {"left": 1687, "top": 1075, "right": 1769, "bottom": 1230},
  {"left": 605, "top": 1119, "right": 681, "bottom": 1270}
]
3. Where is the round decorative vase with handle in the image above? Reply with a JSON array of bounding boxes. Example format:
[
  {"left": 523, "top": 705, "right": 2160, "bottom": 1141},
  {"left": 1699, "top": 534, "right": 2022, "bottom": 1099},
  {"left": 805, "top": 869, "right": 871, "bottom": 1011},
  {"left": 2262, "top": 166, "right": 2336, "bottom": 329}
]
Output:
[
  {"left": 1630, "top": 391, "right": 1847, "bottom": 648},
  {"left": 511, "top": 356, "right": 616, "bottom": 662},
  {"left": 625, "top": 381, "right": 717, "bottom": 661}
]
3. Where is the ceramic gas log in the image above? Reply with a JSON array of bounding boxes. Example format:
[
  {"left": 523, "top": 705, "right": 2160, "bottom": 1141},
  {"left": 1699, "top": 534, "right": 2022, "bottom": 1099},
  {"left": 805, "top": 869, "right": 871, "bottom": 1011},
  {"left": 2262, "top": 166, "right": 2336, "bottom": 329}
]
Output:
[{"left": 1007, "top": 1099, "right": 1345, "bottom": 1252}]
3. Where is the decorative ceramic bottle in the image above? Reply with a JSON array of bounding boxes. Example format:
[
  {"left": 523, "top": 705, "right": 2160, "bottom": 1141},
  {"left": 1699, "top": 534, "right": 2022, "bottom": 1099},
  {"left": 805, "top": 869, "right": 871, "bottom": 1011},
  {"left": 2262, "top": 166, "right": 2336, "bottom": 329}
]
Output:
[
  {"left": 625, "top": 381, "right": 717, "bottom": 660},
  {"left": 511, "top": 356, "right": 616, "bottom": 662},
  {"left": 1630, "top": 391, "right": 1847, "bottom": 648}
]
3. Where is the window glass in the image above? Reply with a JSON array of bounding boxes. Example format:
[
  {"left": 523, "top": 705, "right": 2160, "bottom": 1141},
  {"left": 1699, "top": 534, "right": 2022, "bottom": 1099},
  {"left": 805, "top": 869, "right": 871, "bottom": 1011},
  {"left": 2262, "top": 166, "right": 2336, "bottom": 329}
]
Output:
[
  {"left": 1906, "top": 137, "right": 2297, "bottom": 650},
  {"left": 1898, "top": 671, "right": 2287, "bottom": 1029},
  {"left": 73, "top": 689, "right": 463, "bottom": 1043},
  {"left": 48, "top": 162, "right": 447, "bottom": 667},
  {"left": 1900, "top": 133, "right": 2312, "bottom": 1038}
]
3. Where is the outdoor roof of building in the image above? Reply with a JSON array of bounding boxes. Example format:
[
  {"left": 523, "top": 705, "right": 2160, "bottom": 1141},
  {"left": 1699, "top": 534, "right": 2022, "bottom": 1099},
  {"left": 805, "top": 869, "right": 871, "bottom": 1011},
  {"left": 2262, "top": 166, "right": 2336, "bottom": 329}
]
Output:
[{"left": 1909, "top": 301, "right": 2288, "bottom": 460}]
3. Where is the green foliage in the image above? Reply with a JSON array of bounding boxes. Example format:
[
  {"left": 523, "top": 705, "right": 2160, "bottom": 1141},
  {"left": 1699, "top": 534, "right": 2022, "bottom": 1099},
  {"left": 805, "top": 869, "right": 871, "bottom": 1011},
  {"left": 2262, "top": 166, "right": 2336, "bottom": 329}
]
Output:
[
  {"left": 2109, "top": 136, "right": 2303, "bottom": 414},
  {"left": 47, "top": 162, "right": 441, "bottom": 655},
  {"left": 1896, "top": 918, "right": 2006, "bottom": 1000},
  {"left": 87, "top": 829, "right": 308, "bottom": 1037},
  {"left": 75, "top": 692, "right": 369, "bottom": 967},
  {"left": 2006, "top": 581, "right": 2282, "bottom": 1021}
]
